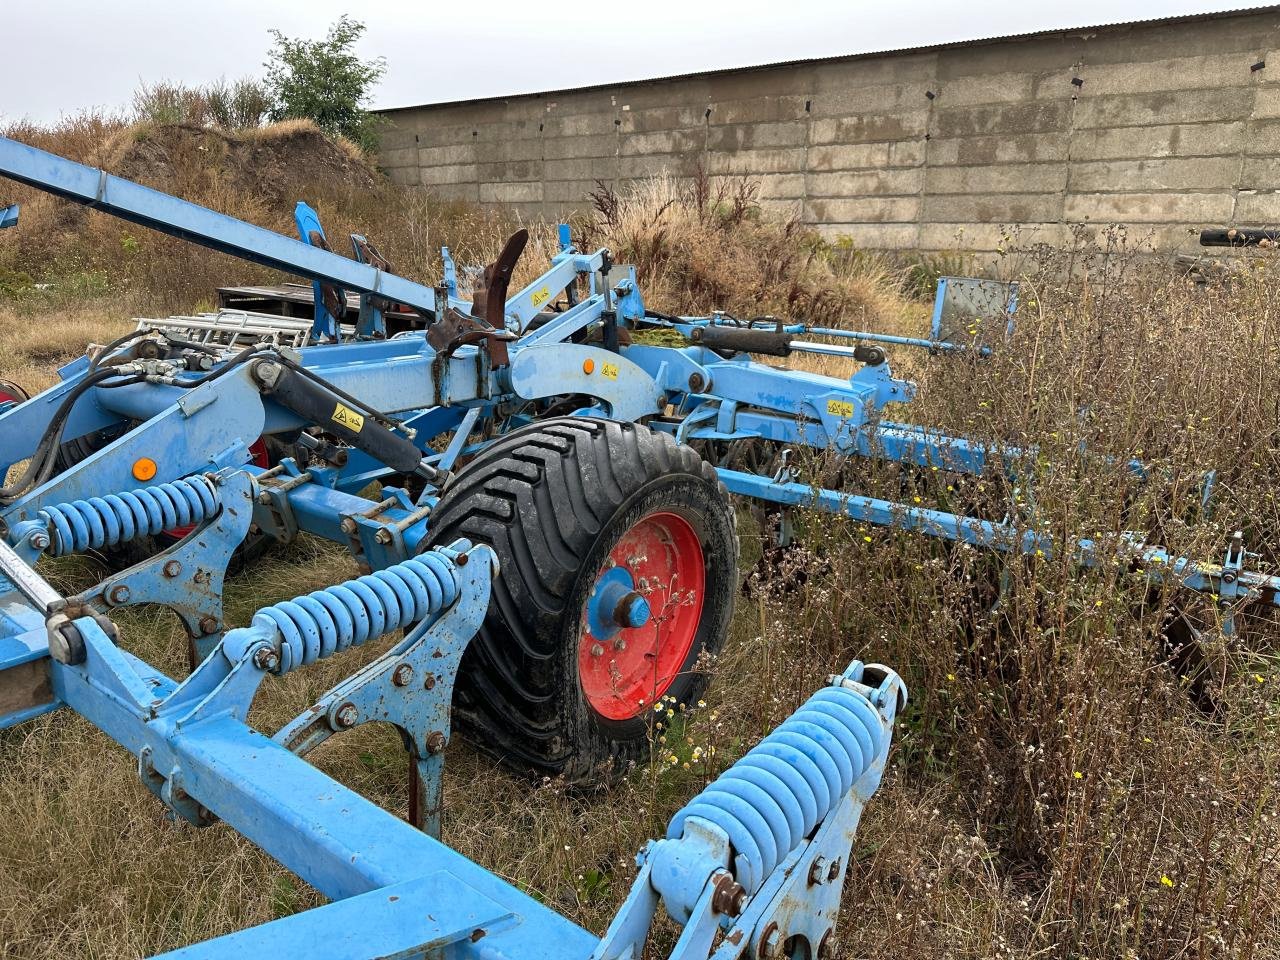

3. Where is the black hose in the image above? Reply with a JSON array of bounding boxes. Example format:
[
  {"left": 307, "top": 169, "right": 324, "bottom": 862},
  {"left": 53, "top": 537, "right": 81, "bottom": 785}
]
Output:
[
  {"left": 0, "top": 368, "right": 140, "bottom": 503},
  {"left": 87, "top": 329, "right": 152, "bottom": 371}
]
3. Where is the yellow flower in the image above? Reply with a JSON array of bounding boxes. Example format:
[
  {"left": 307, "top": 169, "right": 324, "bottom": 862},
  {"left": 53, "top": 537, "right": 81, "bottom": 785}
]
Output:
[
  {"left": 1160, "top": 875, "right": 1174, "bottom": 888},
  {"left": 1073, "top": 771, "right": 1083, "bottom": 780},
  {"left": 946, "top": 673, "right": 956, "bottom": 682},
  {"left": 863, "top": 535, "right": 872, "bottom": 543},
  {"left": 1255, "top": 674, "right": 1266, "bottom": 684}
]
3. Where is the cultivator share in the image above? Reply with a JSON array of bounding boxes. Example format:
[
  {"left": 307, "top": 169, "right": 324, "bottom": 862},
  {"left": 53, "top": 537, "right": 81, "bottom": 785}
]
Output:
[{"left": 0, "top": 136, "right": 1274, "bottom": 958}]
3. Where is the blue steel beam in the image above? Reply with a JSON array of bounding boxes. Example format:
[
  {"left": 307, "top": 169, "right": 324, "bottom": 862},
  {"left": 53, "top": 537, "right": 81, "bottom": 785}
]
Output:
[
  {"left": 0, "top": 137, "right": 444, "bottom": 313},
  {"left": 716, "top": 468, "right": 1280, "bottom": 607}
]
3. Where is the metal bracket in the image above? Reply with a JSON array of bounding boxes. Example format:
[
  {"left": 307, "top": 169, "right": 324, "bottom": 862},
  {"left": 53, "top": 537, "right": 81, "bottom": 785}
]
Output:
[
  {"left": 272, "top": 547, "right": 493, "bottom": 837},
  {"left": 71, "top": 470, "right": 253, "bottom": 667}
]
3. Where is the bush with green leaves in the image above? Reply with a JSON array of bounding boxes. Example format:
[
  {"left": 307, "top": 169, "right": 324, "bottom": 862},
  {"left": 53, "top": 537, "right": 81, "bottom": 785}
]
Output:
[{"left": 264, "top": 16, "right": 386, "bottom": 153}]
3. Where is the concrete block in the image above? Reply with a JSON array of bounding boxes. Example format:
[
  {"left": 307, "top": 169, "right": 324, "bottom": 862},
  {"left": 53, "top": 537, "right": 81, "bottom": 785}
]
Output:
[
  {"left": 382, "top": 147, "right": 418, "bottom": 168},
  {"left": 478, "top": 160, "right": 542, "bottom": 183},
  {"left": 419, "top": 163, "right": 478, "bottom": 185},
  {"left": 812, "top": 223, "right": 919, "bottom": 249},
  {"left": 806, "top": 168, "right": 924, "bottom": 197},
  {"left": 385, "top": 166, "right": 419, "bottom": 187},
  {"left": 707, "top": 122, "right": 808, "bottom": 152},
  {"left": 416, "top": 144, "right": 477, "bottom": 167},
  {"left": 891, "top": 140, "right": 928, "bottom": 166},
  {"left": 1070, "top": 121, "right": 1244, "bottom": 160},
  {"left": 379, "top": 128, "right": 417, "bottom": 151},
  {"left": 479, "top": 181, "right": 543, "bottom": 204},
  {"left": 1239, "top": 157, "right": 1280, "bottom": 191},
  {"left": 620, "top": 104, "right": 706, "bottom": 133},
  {"left": 806, "top": 196, "right": 921, "bottom": 224},
  {"left": 936, "top": 35, "right": 1078, "bottom": 79},
  {"left": 1063, "top": 191, "right": 1233, "bottom": 223},
  {"left": 810, "top": 111, "right": 929, "bottom": 144},
  {"left": 1243, "top": 119, "right": 1280, "bottom": 155},
  {"left": 917, "top": 221, "right": 1069, "bottom": 251},
  {"left": 926, "top": 163, "right": 1068, "bottom": 195},
  {"left": 543, "top": 135, "right": 616, "bottom": 160},
  {"left": 928, "top": 133, "right": 1069, "bottom": 165},
  {"left": 706, "top": 66, "right": 809, "bottom": 100},
  {"left": 544, "top": 156, "right": 618, "bottom": 182},
  {"left": 707, "top": 147, "right": 806, "bottom": 176},
  {"left": 475, "top": 138, "right": 543, "bottom": 164},
  {"left": 1073, "top": 88, "right": 1248, "bottom": 129},
  {"left": 922, "top": 193, "right": 1064, "bottom": 222},
  {"left": 618, "top": 154, "right": 697, "bottom": 179},
  {"left": 1253, "top": 84, "right": 1280, "bottom": 119},
  {"left": 934, "top": 101, "right": 1071, "bottom": 137},
  {"left": 425, "top": 182, "right": 479, "bottom": 203},
  {"left": 939, "top": 72, "right": 1035, "bottom": 106},
  {"left": 809, "top": 81, "right": 934, "bottom": 117},
  {"left": 1232, "top": 191, "right": 1280, "bottom": 222},
  {"left": 415, "top": 122, "right": 480, "bottom": 149},
  {"left": 811, "top": 52, "right": 937, "bottom": 89},
  {"left": 543, "top": 112, "right": 618, "bottom": 138},
  {"left": 755, "top": 174, "right": 806, "bottom": 200},
  {"left": 1068, "top": 157, "right": 1239, "bottom": 193},
  {"left": 543, "top": 180, "right": 600, "bottom": 203},
  {"left": 1084, "top": 12, "right": 1271, "bottom": 65},
  {"left": 805, "top": 142, "right": 891, "bottom": 172},
  {"left": 620, "top": 128, "right": 704, "bottom": 157},
  {"left": 757, "top": 198, "right": 804, "bottom": 220},
  {"left": 1080, "top": 53, "right": 1255, "bottom": 98},
  {"left": 709, "top": 96, "right": 806, "bottom": 125}
]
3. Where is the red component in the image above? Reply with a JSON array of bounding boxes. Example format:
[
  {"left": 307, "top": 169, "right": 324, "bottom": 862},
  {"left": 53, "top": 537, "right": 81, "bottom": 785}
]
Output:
[
  {"left": 164, "top": 438, "right": 270, "bottom": 540},
  {"left": 0, "top": 380, "right": 29, "bottom": 407},
  {"left": 578, "top": 511, "right": 705, "bottom": 721}
]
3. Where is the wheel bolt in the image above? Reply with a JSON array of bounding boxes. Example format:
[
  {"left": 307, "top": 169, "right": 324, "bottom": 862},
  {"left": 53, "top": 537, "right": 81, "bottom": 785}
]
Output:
[
  {"left": 163, "top": 560, "right": 182, "bottom": 578},
  {"left": 392, "top": 664, "right": 414, "bottom": 686},
  {"left": 108, "top": 584, "right": 131, "bottom": 605},
  {"left": 335, "top": 703, "right": 359, "bottom": 728},
  {"left": 590, "top": 643, "right": 604, "bottom": 657}
]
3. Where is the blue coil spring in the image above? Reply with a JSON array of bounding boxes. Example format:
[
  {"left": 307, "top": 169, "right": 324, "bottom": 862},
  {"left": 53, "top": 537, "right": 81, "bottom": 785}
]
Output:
[
  {"left": 253, "top": 551, "right": 461, "bottom": 673},
  {"left": 666, "top": 683, "right": 889, "bottom": 894},
  {"left": 39, "top": 475, "right": 220, "bottom": 556}
]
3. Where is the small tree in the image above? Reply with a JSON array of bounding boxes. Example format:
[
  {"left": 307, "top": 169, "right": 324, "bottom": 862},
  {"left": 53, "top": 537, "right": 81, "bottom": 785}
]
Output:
[{"left": 264, "top": 16, "right": 386, "bottom": 152}]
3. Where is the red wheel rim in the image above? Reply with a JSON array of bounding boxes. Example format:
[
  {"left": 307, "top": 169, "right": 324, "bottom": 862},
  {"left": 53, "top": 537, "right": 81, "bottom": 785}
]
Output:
[
  {"left": 0, "top": 380, "right": 28, "bottom": 407},
  {"left": 165, "top": 438, "right": 270, "bottom": 539},
  {"left": 578, "top": 511, "right": 705, "bottom": 721}
]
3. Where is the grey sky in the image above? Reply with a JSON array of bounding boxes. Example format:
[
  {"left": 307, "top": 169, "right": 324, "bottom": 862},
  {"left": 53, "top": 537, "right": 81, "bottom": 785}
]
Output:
[{"left": 1, "top": 0, "right": 1270, "bottom": 123}]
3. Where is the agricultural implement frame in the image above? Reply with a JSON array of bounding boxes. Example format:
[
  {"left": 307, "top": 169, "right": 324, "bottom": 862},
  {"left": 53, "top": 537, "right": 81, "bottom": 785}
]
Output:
[{"left": 0, "top": 137, "right": 1273, "bottom": 958}]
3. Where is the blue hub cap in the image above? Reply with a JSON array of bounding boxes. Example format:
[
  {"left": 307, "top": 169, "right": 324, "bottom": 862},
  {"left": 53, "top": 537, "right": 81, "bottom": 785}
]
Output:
[{"left": 586, "top": 566, "right": 652, "bottom": 640}]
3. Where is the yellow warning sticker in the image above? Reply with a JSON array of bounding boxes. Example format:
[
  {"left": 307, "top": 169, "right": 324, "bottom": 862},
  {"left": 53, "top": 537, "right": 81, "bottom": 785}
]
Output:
[
  {"left": 531, "top": 285, "right": 551, "bottom": 308},
  {"left": 332, "top": 402, "right": 365, "bottom": 432},
  {"left": 601, "top": 362, "right": 619, "bottom": 380},
  {"left": 826, "top": 398, "right": 855, "bottom": 419}
]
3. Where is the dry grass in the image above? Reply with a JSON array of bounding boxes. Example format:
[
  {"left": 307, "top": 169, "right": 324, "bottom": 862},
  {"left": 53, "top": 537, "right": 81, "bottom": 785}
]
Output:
[{"left": 0, "top": 121, "right": 1278, "bottom": 960}]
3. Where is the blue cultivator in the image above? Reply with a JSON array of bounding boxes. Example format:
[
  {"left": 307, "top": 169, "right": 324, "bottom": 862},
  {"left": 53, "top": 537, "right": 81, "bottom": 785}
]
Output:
[{"left": 0, "top": 136, "right": 1272, "bottom": 957}]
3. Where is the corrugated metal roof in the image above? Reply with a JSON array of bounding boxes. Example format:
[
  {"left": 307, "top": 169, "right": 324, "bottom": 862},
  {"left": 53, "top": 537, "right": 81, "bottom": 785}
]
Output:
[{"left": 377, "top": 4, "right": 1280, "bottom": 113}]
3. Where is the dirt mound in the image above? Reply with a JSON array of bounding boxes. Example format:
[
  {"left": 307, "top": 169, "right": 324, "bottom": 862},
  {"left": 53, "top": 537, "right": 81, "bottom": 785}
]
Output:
[{"left": 107, "top": 119, "right": 379, "bottom": 207}]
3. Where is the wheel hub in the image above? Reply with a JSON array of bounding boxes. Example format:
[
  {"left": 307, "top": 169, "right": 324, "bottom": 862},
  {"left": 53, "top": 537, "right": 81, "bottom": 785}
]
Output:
[{"left": 578, "top": 511, "right": 706, "bottom": 721}]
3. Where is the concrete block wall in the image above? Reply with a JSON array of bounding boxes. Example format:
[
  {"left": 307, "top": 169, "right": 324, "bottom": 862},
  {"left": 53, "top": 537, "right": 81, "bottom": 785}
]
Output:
[{"left": 379, "top": 8, "right": 1280, "bottom": 253}]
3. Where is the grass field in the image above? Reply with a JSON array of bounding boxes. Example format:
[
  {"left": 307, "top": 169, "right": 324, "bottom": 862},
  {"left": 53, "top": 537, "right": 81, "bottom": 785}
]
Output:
[{"left": 1, "top": 117, "right": 1278, "bottom": 959}]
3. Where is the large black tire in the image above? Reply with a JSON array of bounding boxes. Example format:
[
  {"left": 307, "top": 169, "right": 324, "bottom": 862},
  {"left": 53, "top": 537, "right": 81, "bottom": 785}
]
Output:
[{"left": 426, "top": 417, "right": 738, "bottom": 782}]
